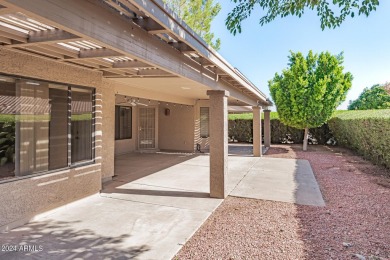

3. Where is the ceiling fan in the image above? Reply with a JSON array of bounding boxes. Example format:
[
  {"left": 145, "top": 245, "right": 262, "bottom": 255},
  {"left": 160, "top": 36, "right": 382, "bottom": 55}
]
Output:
[{"left": 117, "top": 96, "right": 148, "bottom": 106}]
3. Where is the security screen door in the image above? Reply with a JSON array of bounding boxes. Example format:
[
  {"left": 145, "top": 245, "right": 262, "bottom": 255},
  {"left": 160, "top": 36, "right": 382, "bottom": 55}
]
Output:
[{"left": 138, "top": 107, "right": 156, "bottom": 149}]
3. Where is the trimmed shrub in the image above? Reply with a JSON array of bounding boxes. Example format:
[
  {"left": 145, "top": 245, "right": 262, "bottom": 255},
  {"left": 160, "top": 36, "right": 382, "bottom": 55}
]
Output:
[
  {"left": 228, "top": 112, "right": 279, "bottom": 120},
  {"left": 269, "top": 119, "right": 303, "bottom": 143},
  {"left": 228, "top": 118, "right": 332, "bottom": 144},
  {"left": 229, "top": 110, "right": 390, "bottom": 168},
  {"left": 228, "top": 119, "right": 253, "bottom": 142},
  {"left": 328, "top": 109, "right": 390, "bottom": 168}
]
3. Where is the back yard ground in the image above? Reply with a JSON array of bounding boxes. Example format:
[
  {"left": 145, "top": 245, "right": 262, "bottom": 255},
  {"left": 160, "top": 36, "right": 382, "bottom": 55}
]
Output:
[{"left": 176, "top": 144, "right": 390, "bottom": 260}]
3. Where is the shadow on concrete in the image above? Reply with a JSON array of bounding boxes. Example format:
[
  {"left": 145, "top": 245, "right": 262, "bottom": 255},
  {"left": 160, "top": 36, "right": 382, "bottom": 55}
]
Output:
[
  {"left": 228, "top": 143, "right": 253, "bottom": 157},
  {"left": 111, "top": 153, "right": 199, "bottom": 184},
  {"left": 0, "top": 220, "right": 148, "bottom": 260},
  {"left": 104, "top": 152, "right": 209, "bottom": 200},
  {"left": 228, "top": 143, "right": 268, "bottom": 157},
  {"left": 106, "top": 188, "right": 210, "bottom": 198},
  {"left": 293, "top": 160, "right": 325, "bottom": 206}
]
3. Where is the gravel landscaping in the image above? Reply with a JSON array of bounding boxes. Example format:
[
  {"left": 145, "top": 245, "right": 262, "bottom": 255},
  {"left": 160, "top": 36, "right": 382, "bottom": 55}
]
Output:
[{"left": 176, "top": 144, "right": 390, "bottom": 260}]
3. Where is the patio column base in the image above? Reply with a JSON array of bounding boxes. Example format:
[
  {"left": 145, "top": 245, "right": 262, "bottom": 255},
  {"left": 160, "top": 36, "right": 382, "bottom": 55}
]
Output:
[
  {"left": 252, "top": 106, "right": 262, "bottom": 157},
  {"left": 207, "top": 90, "right": 229, "bottom": 199}
]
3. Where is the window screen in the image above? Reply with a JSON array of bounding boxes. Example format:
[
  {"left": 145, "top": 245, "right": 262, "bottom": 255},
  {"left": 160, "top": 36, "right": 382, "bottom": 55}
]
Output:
[{"left": 200, "top": 107, "right": 209, "bottom": 138}]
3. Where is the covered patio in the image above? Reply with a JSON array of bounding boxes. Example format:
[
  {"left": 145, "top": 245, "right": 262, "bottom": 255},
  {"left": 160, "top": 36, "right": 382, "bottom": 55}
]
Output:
[
  {"left": 105, "top": 151, "right": 260, "bottom": 209},
  {"left": 0, "top": 0, "right": 274, "bottom": 231},
  {"left": 0, "top": 148, "right": 324, "bottom": 259}
]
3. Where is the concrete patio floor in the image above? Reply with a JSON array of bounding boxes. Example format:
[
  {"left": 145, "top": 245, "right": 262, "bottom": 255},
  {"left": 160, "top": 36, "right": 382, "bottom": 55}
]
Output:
[{"left": 0, "top": 147, "right": 324, "bottom": 260}]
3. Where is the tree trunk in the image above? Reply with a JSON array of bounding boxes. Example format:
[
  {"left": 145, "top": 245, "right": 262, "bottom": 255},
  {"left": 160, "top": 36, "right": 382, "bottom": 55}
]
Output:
[{"left": 303, "top": 127, "right": 309, "bottom": 151}]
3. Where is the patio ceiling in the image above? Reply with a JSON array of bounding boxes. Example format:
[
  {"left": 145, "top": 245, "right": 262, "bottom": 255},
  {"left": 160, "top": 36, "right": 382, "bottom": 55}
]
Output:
[
  {"left": 0, "top": 0, "right": 271, "bottom": 107},
  {"left": 0, "top": 8, "right": 171, "bottom": 78}
]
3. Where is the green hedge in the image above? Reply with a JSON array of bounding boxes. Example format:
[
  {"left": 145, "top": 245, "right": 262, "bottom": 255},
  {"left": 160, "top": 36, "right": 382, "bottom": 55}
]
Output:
[
  {"left": 228, "top": 119, "right": 253, "bottom": 142},
  {"left": 328, "top": 109, "right": 390, "bottom": 168},
  {"left": 229, "top": 110, "right": 390, "bottom": 168},
  {"left": 228, "top": 112, "right": 280, "bottom": 120},
  {"left": 228, "top": 118, "right": 332, "bottom": 144}
]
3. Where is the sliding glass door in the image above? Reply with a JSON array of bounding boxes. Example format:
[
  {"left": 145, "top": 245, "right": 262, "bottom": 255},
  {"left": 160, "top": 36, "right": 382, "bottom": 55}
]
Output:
[
  {"left": 71, "top": 88, "right": 93, "bottom": 164},
  {"left": 0, "top": 77, "right": 16, "bottom": 180},
  {"left": 15, "top": 80, "right": 50, "bottom": 176},
  {"left": 0, "top": 74, "right": 95, "bottom": 181},
  {"left": 49, "top": 86, "right": 69, "bottom": 170}
]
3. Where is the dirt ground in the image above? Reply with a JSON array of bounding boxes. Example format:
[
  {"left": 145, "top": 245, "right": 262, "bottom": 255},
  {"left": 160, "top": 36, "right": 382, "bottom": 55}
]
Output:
[
  {"left": 176, "top": 144, "right": 390, "bottom": 260},
  {"left": 0, "top": 163, "right": 15, "bottom": 181}
]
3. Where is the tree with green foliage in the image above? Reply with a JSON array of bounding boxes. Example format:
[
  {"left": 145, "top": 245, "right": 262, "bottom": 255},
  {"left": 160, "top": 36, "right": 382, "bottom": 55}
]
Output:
[
  {"left": 164, "top": 0, "right": 221, "bottom": 50},
  {"left": 226, "top": 0, "right": 380, "bottom": 35},
  {"left": 269, "top": 51, "right": 353, "bottom": 150},
  {"left": 348, "top": 83, "right": 390, "bottom": 110}
]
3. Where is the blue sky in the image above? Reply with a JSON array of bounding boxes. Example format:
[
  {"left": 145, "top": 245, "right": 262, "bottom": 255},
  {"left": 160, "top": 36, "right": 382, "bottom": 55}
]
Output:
[{"left": 211, "top": 1, "right": 390, "bottom": 110}]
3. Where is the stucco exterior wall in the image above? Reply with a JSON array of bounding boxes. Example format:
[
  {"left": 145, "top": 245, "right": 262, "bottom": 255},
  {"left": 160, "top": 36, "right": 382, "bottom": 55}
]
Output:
[
  {"left": 0, "top": 48, "right": 115, "bottom": 230},
  {"left": 0, "top": 165, "right": 101, "bottom": 231},
  {"left": 158, "top": 102, "right": 195, "bottom": 152},
  {"left": 115, "top": 139, "right": 137, "bottom": 155},
  {"left": 100, "top": 78, "right": 115, "bottom": 181}
]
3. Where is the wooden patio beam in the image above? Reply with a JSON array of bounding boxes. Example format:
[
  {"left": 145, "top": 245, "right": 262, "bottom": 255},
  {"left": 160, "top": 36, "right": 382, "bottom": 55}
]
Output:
[
  {"left": 0, "top": 26, "right": 27, "bottom": 42},
  {"left": 169, "top": 42, "right": 195, "bottom": 53},
  {"left": 191, "top": 56, "right": 213, "bottom": 67},
  {"left": 113, "top": 60, "right": 153, "bottom": 69},
  {"left": 0, "top": 4, "right": 15, "bottom": 15},
  {"left": 29, "top": 29, "right": 80, "bottom": 43},
  {"left": 103, "top": 0, "right": 137, "bottom": 19},
  {"left": 0, "top": 7, "right": 10, "bottom": 15},
  {"left": 136, "top": 69, "right": 171, "bottom": 76},
  {"left": 39, "top": 44, "right": 79, "bottom": 58},
  {"left": 1, "top": 0, "right": 259, "bottom": 105},
  {"left": 2, "top": 29, "right": 81, "bottom": 47},
  {"left": 0, "top": 35, "right": 11, "bottom": 44},
  {"left": 132, "top": 17, "right": 165, "bottom": 32},
  {"left": 20, "top": 45, "right": 64, "bottom": 58},
  {"left": 78, "top": 48, "right": 122, "bottom": 59}
]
